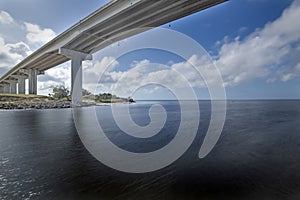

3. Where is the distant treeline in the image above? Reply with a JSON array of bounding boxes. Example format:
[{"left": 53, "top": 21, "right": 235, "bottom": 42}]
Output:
[
  {"left": 50, "top": 85, "right": 134, "bottom": 103},
  {"left": 84, "top": 93, "right": 135, "bottom": 103}
]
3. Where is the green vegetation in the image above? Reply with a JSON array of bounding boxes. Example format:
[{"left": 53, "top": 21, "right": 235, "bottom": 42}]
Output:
[
  {"left": 0, "top": 94, "right": 54, "bottom": 102},
  {"left": 82, "top": 88, "right": 91, "bottom": 96},
  {"left": 95, "top": 93, "right": 123, "bottom": 103},
  {"left": 83, "top": 93, "right": 135, "bottom": 103},
  {"left": 49, "top": 85, "right": 134, "bottom": 103},
  {"left": 0, "top": 94, "right": 70, "bottom": 110},
  {"left": 49, "top": 85, "right": 70, "bottom": 100},
  {"left": 0, "top": 86, "right": 134, "bottom": 110}
]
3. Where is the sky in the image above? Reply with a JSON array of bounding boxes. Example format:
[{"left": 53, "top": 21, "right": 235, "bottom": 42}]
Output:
[{"left": 0, "top": 0, "right": 300, "bottom": 100}]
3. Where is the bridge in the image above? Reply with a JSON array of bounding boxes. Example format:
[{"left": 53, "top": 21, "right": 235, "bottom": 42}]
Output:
[{"left": 0, "top": 0, "right": 226, "bottom": 105}]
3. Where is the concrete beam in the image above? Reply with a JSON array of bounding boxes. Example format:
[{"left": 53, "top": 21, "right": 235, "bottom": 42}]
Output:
[
  {"left": 20, "top": 69, "right": 45, "bottom": 75},
  {"left": 59, "top": 48, "right": 92, "bottom": 105},
  {"left": 11, "top": 73, "right": 28, "bottom": 79}
]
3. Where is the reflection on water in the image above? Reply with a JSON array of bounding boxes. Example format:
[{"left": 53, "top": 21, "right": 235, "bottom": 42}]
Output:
[{"left": 0, "top": 100, "right": 300, "bottom": 199}]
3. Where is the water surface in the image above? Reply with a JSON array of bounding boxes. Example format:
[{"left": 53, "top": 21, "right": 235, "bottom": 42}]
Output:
[{"left": 1, "top": 100, "right": 300, "bottom": 199}]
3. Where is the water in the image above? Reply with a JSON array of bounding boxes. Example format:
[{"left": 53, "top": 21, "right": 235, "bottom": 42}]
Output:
[{"left": 1, "top": 100, "right": 300, "bottom": 200}]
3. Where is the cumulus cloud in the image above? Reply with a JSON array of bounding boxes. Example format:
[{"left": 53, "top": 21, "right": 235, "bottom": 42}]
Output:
[
  {"left": 38, "top": 64, "right": 71, "bottom": 95},
  {"left": 83, "top": 55, "right": 215, "bottom": 97},
  {"left": 0, "top": 11, "right": 14, "bottom": 24},
  {"left": 215, "top": 0, "right": 300, "bottom": 85},
  {"left": 82, "top": 56, "right": 119, "bottom": 92},
  {"left": 0, "top": 11, "right": 33, "bottom": 76},
  {"left": 0, "top": 37, "right": 32, "bottom": 75},
  {"left": 43, "top": 65, "right": 71, "bottom": 85},
  {"left": 0, "top": 10, "right": 57, "bottom": 78},
  {"left": 0, "top": 10, "right": 58, "bottom": 94},
  {"left": 25, "top": 22, "right": 56, "bottom": 44}
]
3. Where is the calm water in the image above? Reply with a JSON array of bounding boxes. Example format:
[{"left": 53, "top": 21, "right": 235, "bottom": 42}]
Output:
[{"left": 1, "top": 100, "right": 300, "bottom": 200}]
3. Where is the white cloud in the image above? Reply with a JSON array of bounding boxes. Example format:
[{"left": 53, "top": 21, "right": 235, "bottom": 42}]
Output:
[
  {"left": 82, "top": 57, "right": 119, "bottom": 92},
  {"left": 25, "top": 22, "right": 56, "bottom": 44},
  {"left": 215, "top": 1, "right": 300, "bottom": 86},
  {"left": 0, "top": 11, "right": 32, "bottom": 76},
  {"left": 0, "top": 10, "right": 59, "bottom": 94},
  {"left": 0, "top": 37, "right": 32, "bottom": 75},
  {"left": 44, "top": 65, "right": 70, "bottom": 86},
  {"left": 82, "top": 55, "right": 214, "bottom": 97},
  {"left": 37, "top": 64, "right": 71, "bottom": 95},
  {"left": 0, "top": 10, "right": 56, "bottom": 77},
  {"left": 0, "top": 11, "right": 14, "bottom": 24}
]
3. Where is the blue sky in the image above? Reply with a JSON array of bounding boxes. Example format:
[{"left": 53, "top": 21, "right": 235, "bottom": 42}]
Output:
[{"left": 0, "top": 0, "right": 300, "bottom": 99}]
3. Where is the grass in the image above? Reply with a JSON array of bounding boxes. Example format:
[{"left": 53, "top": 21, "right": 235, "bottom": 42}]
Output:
[
  {"left": 82, "top": 95, "right": 131, "bottom": 103},
  {"left": 0, "top": 94, "right": 54, "bottom": 102},
  {"left": 0, "top": 94, "right": 50, "bottom": 98}
]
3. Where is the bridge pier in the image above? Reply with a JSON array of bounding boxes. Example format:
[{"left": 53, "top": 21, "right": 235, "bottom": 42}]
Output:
[
  {"left": 4, "top": 80, "right": 17, "bottom": 94},
  {"left": 10, "top": 82, "right": 17, "bottom": 94},
  {"left": 12, "top": 74, "right": 28, "bottom": 94},
  {"left": 0, "top": 86, "right": 3, "bottom": 93},
  {"left": 17, "top": 77, "right": 26, "bottom": 94},
  {"left": 59, "top": 48, "right": 92, "bottom": 105},
  {"left": 19, "top": 69, "right": 44, "bottom": 94},
  {"left": 3, "top": 83, "right": 10, "bottom": 94},
  {"left": 28, "top": 69, "right": 37, "bottom": 95}
]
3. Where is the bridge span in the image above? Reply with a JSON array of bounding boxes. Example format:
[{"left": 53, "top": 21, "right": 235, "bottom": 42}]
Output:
[{"left": 0, "top": 0, "right": 226, "bottom": 105}]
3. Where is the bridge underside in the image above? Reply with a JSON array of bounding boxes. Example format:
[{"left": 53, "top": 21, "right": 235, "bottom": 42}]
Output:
[{"left": 0, "top": 0, "right": 227, "bottom": 104}]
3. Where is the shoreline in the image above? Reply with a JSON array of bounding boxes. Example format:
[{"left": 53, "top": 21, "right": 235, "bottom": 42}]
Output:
[
  {"left": 0, "top": 94, "right": 135, "bottom": 110},
  {"left": 0, "top": 100, "right": 135, "bottom": 110},
  {"left": 0, "top": 101, "right": 72, "bottom": 110}
]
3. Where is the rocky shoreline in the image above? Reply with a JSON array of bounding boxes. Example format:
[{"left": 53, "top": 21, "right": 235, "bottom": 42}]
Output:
[
  {"left": 0, "top": 94, "right": 135, "bottom": 110},
  {"left": 0, "top": 101, "right": 72, "bottom": 110},
  {"left": 0, "top": 100, "right": 137, "bottom": 110}
]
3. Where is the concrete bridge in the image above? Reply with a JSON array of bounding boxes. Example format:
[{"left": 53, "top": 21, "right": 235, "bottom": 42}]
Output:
[{"left": 0, "top": 0, "right": 226, "bottom": 105}]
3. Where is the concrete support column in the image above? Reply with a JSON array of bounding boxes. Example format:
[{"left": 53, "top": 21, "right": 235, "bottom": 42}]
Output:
[
  {"left": 59, "top": 48, "right": 92, "bottom": 105},
  {"left": 3, "top": 84, "right": 10, "bottom": 94},
  {"left": 19, "top": 69, "right": 44, "bottom": 95},
  {"left": 4, "top": 80, "right": 17, "bottom": 94},
  {"left": 0, "top": 86, "right": 3, "bottom": 93},
  {"left": 18, "top": 77, "right": 26, "bottom": 94},
  {"left": 10, "top": 82, "right": 17, "bottom": 94},
  {"left": 28, "top": 69, "right": 37, "bottom": 95},
  {"left": 71, "top": 56, "right": 83, "bottom": 105}
]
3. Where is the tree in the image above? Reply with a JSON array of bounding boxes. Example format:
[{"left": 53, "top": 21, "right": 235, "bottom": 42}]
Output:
[
  {"left": 82, "top": 88, "right": 91, "bottom": 96},
  {"left": 51, "top": 85, "right": 70, "bottom": 100}
]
